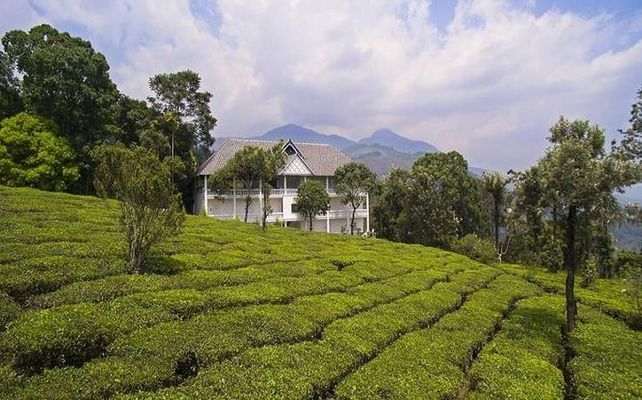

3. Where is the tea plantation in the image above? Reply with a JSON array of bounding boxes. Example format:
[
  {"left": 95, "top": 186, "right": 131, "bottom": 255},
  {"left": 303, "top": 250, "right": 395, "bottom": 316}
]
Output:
[{"left": 0, "top": 186, "right": 640, "bottom": 399}]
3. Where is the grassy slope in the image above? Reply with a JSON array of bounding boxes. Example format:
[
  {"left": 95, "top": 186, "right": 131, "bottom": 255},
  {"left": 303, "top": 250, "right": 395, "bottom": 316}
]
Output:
[{"left": 0, "top": 186, "right": 640, "bottom": 399}]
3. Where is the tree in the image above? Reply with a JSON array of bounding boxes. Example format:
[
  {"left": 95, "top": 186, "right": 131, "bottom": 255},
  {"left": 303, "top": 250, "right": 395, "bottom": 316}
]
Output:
[
  {"left": 296, "top": 180, "right": 330, "bottom": 231},
  {"left": 372, "top": 169, "right": 411, "bottom": 241},
  {"left": 260, "top": 144, "right": 286, "bottom": 229},
  {"left": 148, "top": 70, "right": 216, "bottom": 155},
  {"left": 0, "top": 112, "right": 79, "bottom": 191},
  {"left": 93, "top": 144, "right": 185, "bottom": 272},
  {"left": 617, "top": 85, "right": 642, "bottom": 160},
  {"left": 335, "top": 162, "right": 376, "bottom": 235},
  {"left": 2, "top": 24, "right": 119, "bottom": 191},
  {"left": 515, "top": 117, "right": 639, "bottom": 331},
  {"left": 402, "top": 151, "right": 488, "bottom": 247},
  {"left": 147, "top": 70, "right": 217, "bottom": 208},
  {"left": 0, "top": 51, "right": 22, "bottom": 120},
  {"left": 481, "top": 171, "right": 508, "bottom": 251},
  {"left": 223, "top": 146, "right": 267, "bottom": 223}
]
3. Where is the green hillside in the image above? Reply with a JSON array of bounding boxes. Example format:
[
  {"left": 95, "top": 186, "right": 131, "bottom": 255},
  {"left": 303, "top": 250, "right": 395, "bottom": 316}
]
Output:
[{"left": 0, "top": 186, "right": 640, "bottom": 399}]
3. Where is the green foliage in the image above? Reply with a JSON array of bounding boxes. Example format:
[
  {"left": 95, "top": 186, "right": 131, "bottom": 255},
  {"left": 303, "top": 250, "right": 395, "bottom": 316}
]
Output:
[
  {"left": 570, "top": 306, "right": 642, "bottom": 399},
  {"left": 581, "top": 256, "right": 599, "bottom": 288},
  {"left": 0, "top": 292, "right": 19, "bottom": 331},
  {"left": 334, "top": 162, "right": 376, "bottom": 235},
  {"left": 0, "top": 186, "right": 640, "bottom": 399},
  {"left": 335, "top": 274, "right": 539, "bottom": 399},
  {"left": 513, "top": 116, "right": 640, "bottom": 330},
  {"left": 0, "top": 51, "right": 22, "bottom": 120},
  {"left": 374, "top": 152, "right": 489, "bottom": 248},
  {"left": 538, "top": 224, "right": 565, "bottom": 272},
  {"left": 259, "top": 143, "right": 286, "bottom": 229},
  {"left": 93, "top": 144, "right": 185, "bottom": 271},
  {"left": 467, "top": 296, "right": 565, "bottom": 400},
  {"left": 2, "top": 24, "right": 118, "bottom": 190},
  {"left": 0, "top": 112, "right": 79, "bottom": 191},
  {"left": 296, "top": 180, "right": 330, "bottom": 231},
  {"left": 451, "top": 234, "right": 496, "bottom": 264},
  {"left": 371, "top": 168, "right": 410, "bottom": 241},
  {"left": 147, "top": 70, "right": 216, "bottom": 150},
  {"left": 481, "top": 170, "right": 508, "bottom": 249}
]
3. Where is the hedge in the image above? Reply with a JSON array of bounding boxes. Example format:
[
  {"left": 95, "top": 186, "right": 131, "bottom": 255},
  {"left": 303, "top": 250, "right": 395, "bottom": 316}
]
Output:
[
  {"left": 467, "top": 295, "right": 566, "bottom": 399},
  {"left": 113, "top": 267, "right": 500, "bottom": 399},
  {"left": 570, "top": 305, "right": 642, "bottom": 399},
  {"left": 11, "top": 267, "right": 473, "bottom": 399},
  {"left": 334, "top": 274, "right": 540, "bottom": 399}
]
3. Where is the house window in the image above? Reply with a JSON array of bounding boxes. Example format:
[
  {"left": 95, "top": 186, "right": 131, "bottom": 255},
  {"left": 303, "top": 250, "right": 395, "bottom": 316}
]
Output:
[{"left": 292, "top": 203, "right": 300, "bottom": 213}]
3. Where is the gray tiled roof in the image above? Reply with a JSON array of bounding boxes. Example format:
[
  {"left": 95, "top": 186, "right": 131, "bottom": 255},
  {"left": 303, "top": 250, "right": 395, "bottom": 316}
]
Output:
[{"left": 197, "top": 138, "right": 353, "bottom": 176}]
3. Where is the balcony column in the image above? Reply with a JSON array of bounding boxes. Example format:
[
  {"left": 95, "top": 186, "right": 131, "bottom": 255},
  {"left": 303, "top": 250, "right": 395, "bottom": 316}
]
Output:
[
  {"left": 366, "top": 192, "right": 370, "bottom": 233},
  {"left": 233, "top": 177, "right": 237, "bottom": 219},
  {"left": 284, "top": 176, "right": 287, "bottom": 190},
  {"left": 326, "top": 176, "right": 330, "bottom": 233},
  {"left": 203, "top": 175, "right": 208, "bottom": 215},
  {"left": 259, "top": 179, "right": 263, "bottom": 226}
]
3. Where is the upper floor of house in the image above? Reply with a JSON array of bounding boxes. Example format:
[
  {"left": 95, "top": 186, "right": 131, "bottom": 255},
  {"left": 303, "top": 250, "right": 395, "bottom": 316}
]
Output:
[{"left": 196, "top": 138, "right": 355, "bottom": 198}]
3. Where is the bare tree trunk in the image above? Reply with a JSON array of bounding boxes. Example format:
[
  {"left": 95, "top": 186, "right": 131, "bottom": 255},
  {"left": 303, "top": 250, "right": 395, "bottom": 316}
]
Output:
[
  {"left": 350, "top": 206, "right": 357, "bottom": 235},
  {"left": 244, "top": 195, "right": 251, "bottom": 223},
  {"left": 494, "top": 196, "right": 500, "bottom": 249},
  {"left": 565, "top": 205, "right": 578, "bottom": 332},
  {"left": 309, "top": 215, "right": 313, "bottom": 231}
]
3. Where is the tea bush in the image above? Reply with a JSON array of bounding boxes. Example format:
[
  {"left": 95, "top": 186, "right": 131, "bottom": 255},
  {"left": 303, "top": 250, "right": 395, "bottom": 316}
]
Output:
[{"left": 0, "top": 186, "right": 640, "bottom": 399}]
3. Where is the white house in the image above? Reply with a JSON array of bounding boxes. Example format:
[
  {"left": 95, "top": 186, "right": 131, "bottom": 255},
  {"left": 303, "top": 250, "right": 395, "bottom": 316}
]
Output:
[{"left": 194, "top": 138, "right": 370, "bottom": 233}]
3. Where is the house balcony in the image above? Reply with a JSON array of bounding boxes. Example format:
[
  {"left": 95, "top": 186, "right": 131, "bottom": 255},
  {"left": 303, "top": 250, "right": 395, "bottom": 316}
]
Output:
[
  {"left": 208, "top": 188, "right": 344, "bottom": 198},
  {"left": 207, "top": 209, "right": 368, "bottom": 222}
]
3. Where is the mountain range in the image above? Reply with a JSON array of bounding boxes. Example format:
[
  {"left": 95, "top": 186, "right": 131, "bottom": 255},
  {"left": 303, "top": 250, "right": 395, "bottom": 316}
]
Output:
[{"left": 215, "top": 123, "right": 450, "bottom": 175}]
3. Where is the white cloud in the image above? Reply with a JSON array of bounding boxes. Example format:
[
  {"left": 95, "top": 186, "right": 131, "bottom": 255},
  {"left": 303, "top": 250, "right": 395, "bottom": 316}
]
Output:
[{"left": 3, "top": 0, "right": 642, "bottom": 170}]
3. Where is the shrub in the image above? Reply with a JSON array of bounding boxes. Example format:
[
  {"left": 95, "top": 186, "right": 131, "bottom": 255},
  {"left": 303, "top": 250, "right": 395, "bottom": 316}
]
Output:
[
  {"left": 581, "top": 256, "right": 599, "bottom": 288},
  {"left": 0, "top": 292, "right": 19, "bottom": 330},
  {"left": 451, "top": 234, "right": 496, "bottom": 264},
  {"left": 93, "top": 144, "right": 185, "bottom": 272},
  {"left": 570, "top": 306, "right": 642, "bottom": 399},
  {"left": 467, "top": 295, "right": 565, "bottom": 399}
]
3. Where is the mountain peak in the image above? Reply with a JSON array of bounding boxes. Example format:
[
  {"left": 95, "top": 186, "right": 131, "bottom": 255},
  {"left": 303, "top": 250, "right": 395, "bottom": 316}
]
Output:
[{"left": 359, "top": 128, "right": 438, "bottom": 154}]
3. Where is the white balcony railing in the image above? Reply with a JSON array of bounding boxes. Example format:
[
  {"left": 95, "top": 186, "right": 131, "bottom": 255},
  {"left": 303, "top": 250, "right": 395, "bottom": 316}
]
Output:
[{"left": 209, "top": 188, "right": 345, "bottom": 197}]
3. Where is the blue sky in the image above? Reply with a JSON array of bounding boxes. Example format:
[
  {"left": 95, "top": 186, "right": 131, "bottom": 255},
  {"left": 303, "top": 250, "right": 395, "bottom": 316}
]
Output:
[{"left": 1, "top": 0, "right": 642, "bottom": 171}]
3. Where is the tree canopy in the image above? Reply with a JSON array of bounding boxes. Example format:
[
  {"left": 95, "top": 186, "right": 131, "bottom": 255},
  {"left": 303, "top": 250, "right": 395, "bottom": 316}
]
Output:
[
  {"left": 0, "top": 112, "right": 79, "bottom": 191},
  {"left": 335, "top": 162, "right": 376, "bottom": 235},
  {"left": 93, "top": 144, "right": 185, "bottom": 272},
  {"left": 296, "top": 180, "right": 330, "bottom": 231},
  {"left": 514, "top": 116, "right": 640, "bottom": 331}
]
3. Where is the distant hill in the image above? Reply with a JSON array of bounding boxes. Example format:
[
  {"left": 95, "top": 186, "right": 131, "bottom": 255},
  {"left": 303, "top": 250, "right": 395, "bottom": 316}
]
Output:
[
  {"left": 255, "top": 124, "right": 355, "bottom": 150},
  {"left": 212, "top": 124, "right": 489, "bottom": 176},
  {"left": 344, "top": 143, "right": 422, "bottom": 175},
  {"left": 359, "top": 128, "right": 438, "bottom": 154}
]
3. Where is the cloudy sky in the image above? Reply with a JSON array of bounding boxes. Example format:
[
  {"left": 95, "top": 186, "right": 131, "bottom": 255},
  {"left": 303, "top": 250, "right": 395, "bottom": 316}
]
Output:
[{"left": 2, "top": 0, "right": 642, "bottom": 171}]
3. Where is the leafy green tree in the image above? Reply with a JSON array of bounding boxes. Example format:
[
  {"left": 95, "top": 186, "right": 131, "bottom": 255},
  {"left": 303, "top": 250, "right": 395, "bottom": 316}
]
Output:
[
  {"left": 260, "top": 143, "right": 286, "bottom": 229},
  {"left": 2, "top": 24, "right": 119, "bottom": 190},
  {"left": 403, "top": 151, "right": 488, "bottom": 247},
  {"left": 147, "top": 70, "right": 217, "bottom": 208},
  {"left": 617, "top": 85, "right": 642, "bottom": 160},
  {"left": 148, "top": 70, "right": 216, "bottom": 155},
  {"left": 0, "top": 51, "right": 22, "bottom": 120},
  {"left": 0, "top": 112, "right": 79, "bottom": 191},
  {"left": 372, "top": 168, "right": 411, "bottom": 241},
  {"left": 110, "top": 94, "right": 157, "bottom": 147},
  {"left": 335, "top": 162, "right": 376, "bottom": 235},
  {"left": 296, "top": 180, "right": 330, "bottom": 231},
  {"left": 515, "top": 117, "right": 640, "bottom": 331},
  {"left": 223, "top": 146, "right": 267, "bottom": 223},
  {"left": 93, "top": 144, "right": 185, "bottom": 272},
  {"left": 481, "top": 171, "right": 508, "bottom": 250}
]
